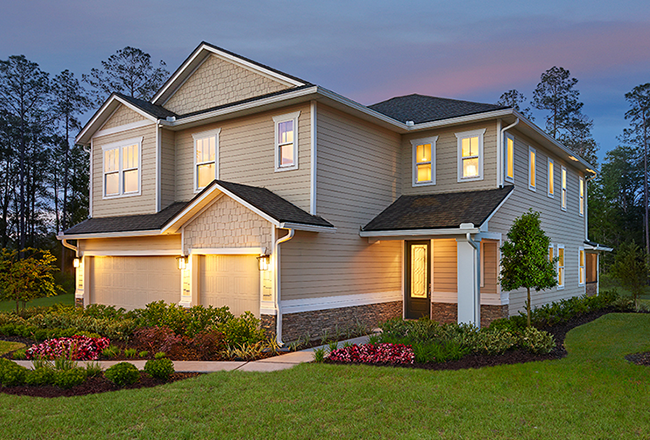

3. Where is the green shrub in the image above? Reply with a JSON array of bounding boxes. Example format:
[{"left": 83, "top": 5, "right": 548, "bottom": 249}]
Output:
[
  {"left": 473, "top": 329, "right": 518, "bottom": 355},
  {"left": 138, "top": 350, "right": 149, "bottom": 358},
  {"left": 85, "top": 361, "right": 103, "bottom": 378},
  {"left": 102, "top": 345, "right": 121, "bottom": 358},
  {"left": 144, "top": 358, "right": 175, "bottom": 381},
  {"left": 124, "top": 348, "right": 137, "bottom": 358},
  {"left": 131, "top": 301, "right": 234, "bottom": 337},
  {"left": 218, "top": 312, "right": 266, "bottom": 346},
  {"left": 25, "top": 367, "right": 55, "bottom": 386},
  {"left": 104, "top": 362, "right": 140, "bottom": 387},
  {"left": 154, "top": 352, "right": 166, "bottom": 359},
  {"left": 313, "top": 347, "right": 326, "bottom": 363},
  {"left": 519, "top": 327, "right": 556, "bottom": 354},
  {"left": 0, "top": 358, "right": 29, "bottom": 386},
  {"left": 11, "top": 349, "right": 27, "bottom": 360},
  {"left": 412, "top": 340, "right": 470, "bottom": 363},
  {"left": 54, "top": 367, "right": 87, "bottom": 389}
]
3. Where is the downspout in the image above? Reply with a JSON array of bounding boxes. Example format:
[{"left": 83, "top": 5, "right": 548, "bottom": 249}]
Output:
[
  {"left": 466, "top": 232, "right": 481, "bottom": 327},
  {"left": 274, "top": 227, "right": 295, "bottom": 346},
  {"left": 499, "top": 118, "right": 520, "bottom": 187},
  {"left": 62, "top": 239, "right": 78, "bottom": 258}
]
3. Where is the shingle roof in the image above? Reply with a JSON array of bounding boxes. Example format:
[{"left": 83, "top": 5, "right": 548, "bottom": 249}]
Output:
[
  {"left": 212, "top": 180, "right": 333, "bottom": 227},
  {"left": 362, "top": 186, "right": 513, "bottom": 231},
  {"left": 368, "top": 94, "right": 507, "bottom": 124},
  {"left": 63, "top": 202, "right": 188, "bottom": 235},
  {"left": 116, "top": 93, "right": 178, "bottom": 119}
]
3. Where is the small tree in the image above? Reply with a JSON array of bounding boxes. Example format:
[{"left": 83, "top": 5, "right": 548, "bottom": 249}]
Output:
[
  {"left": 500, "top": 210, "right": 558, "bottom": 327},
  {"left": 0, "top": 248, "right": 64, "bottom": 313},
  {"left": 610, "top": 242, "right": 648, "bottom": 310}
]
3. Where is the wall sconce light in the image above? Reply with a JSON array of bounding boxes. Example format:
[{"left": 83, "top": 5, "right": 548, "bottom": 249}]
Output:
[
  {"left": 72, "top": 258, "right": 80, "bottom": 268},
  {"left": 176, "top": 256, "right": 188, "bottom": 270},
  {"left": 257, "top": 254, "right": 270, "bottom": 271}
]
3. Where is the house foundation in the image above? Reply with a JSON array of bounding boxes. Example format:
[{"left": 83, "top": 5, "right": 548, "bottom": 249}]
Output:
[{"left": 431, "top": 303, "right": 509, "bottom": 328}]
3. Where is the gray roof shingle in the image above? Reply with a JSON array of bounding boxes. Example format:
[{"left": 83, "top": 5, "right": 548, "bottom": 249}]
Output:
[
  {"left": 362, "top": 186, "right": 513, "bottom": 231},
  {"left": 116, "top": 93, "right": 178, "bottom": 119},
  {"left": 368, "top": 94, "right": 507, "bottom": 124}
]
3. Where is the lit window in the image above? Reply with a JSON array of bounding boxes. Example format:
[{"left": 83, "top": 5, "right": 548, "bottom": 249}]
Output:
[
  {"left": 549, "top": 244, "right": 554, "bottom": 263},
  {"left": 557, "top": 245, "right": 565, "bottom": 289},
  {"left": 505, "top": 133, "right": 514, "bottom": 183},
  {"left": 273, "top": 111, "right": 300, "bottom": 171},
  {"left": 561, "top": 166, "right": 567, "bottom": 211},
  {"left": 548, "top": 158, "right": 554, "bottom": 198},
  {"left": 579, "top": 176, "right": 585, "bottom": 217},
  {"left": 529, "top": 146, "right": 536, "bottom": 191},
  {"left": 411, "top": 136, "right": 437, "bottom": 186},
  {"left": 193, "top": 129, "right": 220, "bottom": 191},
  {"left": 456, "top": 129, "right": 485, "bottom": 181},
  {"left": 102, "top": 137, "right": 141, "bottom": 198},
  {"left": 579, "top": 248, "right": 585, "bottom": 285}
]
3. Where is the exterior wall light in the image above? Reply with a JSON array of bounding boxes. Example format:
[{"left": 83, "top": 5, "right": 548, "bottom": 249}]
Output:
[
  {"left": 72, "top": 258, "right": 80, "bottom": 268},
  {"left": 257, "top": 254, "right": 270, "bottom": 271},
  {"left": 176, "top": 256, "right": 188, "bottom": 270}
]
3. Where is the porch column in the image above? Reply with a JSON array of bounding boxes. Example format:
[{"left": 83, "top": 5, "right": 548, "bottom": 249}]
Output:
[{"left": 456, "top": 236, "right": 481, "bottom": 327}]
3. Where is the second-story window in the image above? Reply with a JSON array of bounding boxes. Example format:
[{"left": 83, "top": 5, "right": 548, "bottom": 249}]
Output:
[
  {"left": 505, "top": 133, "right": 514, "bottom": 183},
  {"left": 561, "top": 166, "right": 567, "bottom": 211},
  {"left": 579, "top": 176, "right": 585, "bottom": 217},
  {"left": 273, "top": 111, "right": 300, "bottom": 172},
  {"left": 456, "top": 129, "right": 485, "bottom": 182},
  {"left": 411, "top": 136, "right": 437, "bottom": 186},
  {"left": 548, "top": 158, "right": 554, "bottom": 198},
  {"left": 528, "top": 146, "right": 536, "bottom": 191},
  {"left": 193, "top": 129, "right": 220, "bottom": 192},
  {"left": 102, "top": 137, "right": 141, "bottom": 198}
]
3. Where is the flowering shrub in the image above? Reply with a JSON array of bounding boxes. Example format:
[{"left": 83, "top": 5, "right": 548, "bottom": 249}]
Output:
[
  {"left": 328, "top": 343, "right": 414, "bottom": 365},
  {"left": 26, "top": 335, "right": 110, "bottom": 361}
]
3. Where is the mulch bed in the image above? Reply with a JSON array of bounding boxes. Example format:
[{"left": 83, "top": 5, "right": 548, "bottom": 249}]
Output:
[
  {"left": 0, "top": 372, "right": 202, "bottom": 398},
  {"left": 326, "top": 309, "right": 622, "bottom": 371},
  {"left": 625, "top": 352, "right": 650, "bottom": 366}
]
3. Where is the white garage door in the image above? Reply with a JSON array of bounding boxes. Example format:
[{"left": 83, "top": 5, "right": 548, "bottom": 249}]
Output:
[
  {"left": 199, "top": 255, "right": 260, "bottom": 317},
  {"left": 89, "top": 256, "right": 180, "bottom": 310}
]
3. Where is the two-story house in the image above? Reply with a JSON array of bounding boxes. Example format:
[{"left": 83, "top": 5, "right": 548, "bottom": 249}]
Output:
[{"left": 59, "top": 42, "right": 608, "bottom": 343}]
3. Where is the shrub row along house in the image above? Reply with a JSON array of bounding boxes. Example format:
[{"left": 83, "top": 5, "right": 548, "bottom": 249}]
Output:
[{"left": 58, "top": 42, "right": 609, "bottom": 343}]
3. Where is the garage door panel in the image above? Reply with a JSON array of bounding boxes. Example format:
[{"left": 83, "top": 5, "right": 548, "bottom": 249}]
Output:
[
  {"left": 89, "top": 256, "right": 180, "bottom": 310},
  {"left": 200, "top": 255, "right": 260, "bottom": 317}
]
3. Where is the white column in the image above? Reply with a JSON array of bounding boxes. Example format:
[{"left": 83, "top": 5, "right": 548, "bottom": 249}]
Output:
[{"left": 456, "top": 237, "right": 481, "bottom": 327}]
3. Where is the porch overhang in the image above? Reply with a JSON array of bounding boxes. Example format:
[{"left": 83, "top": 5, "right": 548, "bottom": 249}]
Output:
[
  {"left": 360, "top": 226, "right": 480, "bottom": 240},
  {"left": 584, "top": 240, "right": 613, "bottom": 252}
]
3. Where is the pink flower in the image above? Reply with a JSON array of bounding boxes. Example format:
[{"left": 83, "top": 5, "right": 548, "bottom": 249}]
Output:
[{"left": 328, "top": 343, "right": 414, "bottom": 365}]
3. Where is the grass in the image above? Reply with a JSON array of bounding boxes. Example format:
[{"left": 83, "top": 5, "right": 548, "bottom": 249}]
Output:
[
  {"left": 0, "top": 341, "right": 24, "bottom": 356},
  {"left": 1, "top": 313, "right": 649, "bottom": 439},
  {"left": 0, "top": 293, "right": 74, "bottom": 313}
]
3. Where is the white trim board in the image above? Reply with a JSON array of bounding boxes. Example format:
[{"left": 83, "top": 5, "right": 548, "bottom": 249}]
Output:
[
  {"left": 82, "top": 250, "right": 180, "bottom": 257},
  {"left": 93, "top": 120, "right": 153, "bottom": 139},
  {"left": 432, "top": 292, "right": 506, "bottom": 306},
  {"left": 189, "top": 247, "right": 266, "bottom": 256},
  {"left": 281, "top": 291, "right": 402, "bottom": 314}
]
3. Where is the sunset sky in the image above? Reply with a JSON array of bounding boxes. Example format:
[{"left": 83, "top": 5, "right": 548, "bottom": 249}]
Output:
[{"left": 2, "top": 0, "right": 650, "bottom": 163}]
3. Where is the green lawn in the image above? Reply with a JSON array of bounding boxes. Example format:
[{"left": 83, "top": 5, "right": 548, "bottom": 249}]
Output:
[
  {"left": 0, "top": 341, "right": 24, "bottom": 356},
  {"left": 0, "top": 293, "right": 74, "bottom": 313},
  {"left": 1, "top": 313, "right": 649, "bottom": 439}
]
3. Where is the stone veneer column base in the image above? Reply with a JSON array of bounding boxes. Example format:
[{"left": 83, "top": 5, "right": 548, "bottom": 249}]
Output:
[
  {"left": 586, "top": 282, "right": 597, "bottom": 296},
  {"left": 431, "top": 303, "right": 509, "bottom": 328},
  {"left": 260, "top": 314, "right": 277, "bottom": 337},
  {"left": 276, "top": 301, "right": 403, "bottom": 343},
  {"left": 75, "top": 297, "right": 84, "bottom": 309}
]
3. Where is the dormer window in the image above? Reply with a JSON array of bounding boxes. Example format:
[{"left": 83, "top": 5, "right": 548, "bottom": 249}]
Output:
[
  {"left": 193, "top": 129, "right": 220, "bottom": 192},
  {"left": 102, "top": 137, "right": 141, "bottom": 198},
  {"left": 456, "top": 129, "right": 485, "bottom": 182},
  {"left": 273, "top": 111, "right": 300, "bottom": 171},
  {"left": 411, "top": 136, "right": 437, "bottom": 186}
]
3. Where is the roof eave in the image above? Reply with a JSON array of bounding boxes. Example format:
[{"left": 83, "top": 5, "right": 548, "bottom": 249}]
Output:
[
  {"left": 360, "top": 227, "right": 480, "bottom": 238},
  {"left": 56, "top": 229, "right": 163, "bottom": 240}
]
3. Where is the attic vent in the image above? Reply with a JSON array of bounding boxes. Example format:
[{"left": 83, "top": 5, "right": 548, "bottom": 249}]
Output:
[
  {"left": 406, "top": 120, "right": 415, "bottom": 127},
  {"left": 166, "top": 116, "right": 176, "bottom": 122}
]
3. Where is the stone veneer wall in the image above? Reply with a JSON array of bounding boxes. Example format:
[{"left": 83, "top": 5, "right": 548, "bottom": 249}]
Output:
[
  {"left": 262, "top": 301, "right": 403, "bottom": 342},
  {"left": 586, "top": 282, "right": 597, "bottom": 297},
  {"left": 75, "top": 297, "right": 84, "bottom": 309},
  {"left": 431, "top": 303, "right": 509, "bottom": 328}
]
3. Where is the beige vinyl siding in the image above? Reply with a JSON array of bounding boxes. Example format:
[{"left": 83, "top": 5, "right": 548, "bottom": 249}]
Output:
[
  {"left": 92, "top": 124, "right": 157, "bottom": 217},
  {"left": 432, "top": 239, "right": 457, "bottom": 293},
  {"left": 175, "top": 104, "right": 311, "bottom": 211},
  {"left": 489, "top": 129, "right": 586, "bottom": 314},
  {"left": 402, "top": 122, "right": 498, "bottom": 195},
  {"left": 160, "top": 129, "right": 176, "bottom": 208},
  {"left": 163, "top": 54, "right": 291, "bottom": 115},
  {"left": 101, "top": 105, "right": 145, "bottom": 130},
  {"left": 481, "top": 240, "right": 498, "bottom": 295},
  {"left": 280, "top": 104, "right": 402, "bottom": 301},
  {"left": 80, "top": 235, "right": 181, "bottom": 254}
]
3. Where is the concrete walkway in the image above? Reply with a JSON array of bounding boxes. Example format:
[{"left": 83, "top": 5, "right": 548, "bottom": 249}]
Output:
[{"left": 12, "top": 335, "right": 371, "bottom": 373}]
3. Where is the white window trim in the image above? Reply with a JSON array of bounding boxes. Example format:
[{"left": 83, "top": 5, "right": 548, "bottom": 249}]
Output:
[
  {"left": 578, "top": 247, "right": 585, "bottom": 286},
  {"left": 547, "top": 157, "right": 555, "bottom": 198},
  {"left": 411, "top": 136, "right": 438, "bottom": 187},
  {"left": 192, "top": 128, "right": 221, "bottom": 193},
  {"left": 273, "top": 111, "right": 300, "bottom": 172},
  {"left": 579, "top": 176, "right": 585, "bottom": 217},
  {"left": 505, "top": 133, "right": 514, "bottom": 184},
  {"left": 561, "top": 166, "right": 567, "bottom": 212},
  {"left": 101, "top": 137, "right": 142, "bottom": 199},
  {"left": 557, "top": 244, "right": 565, "bottom": 289},
  {"left": 528, "top": 146, "right": 536, "bottom": 191},
  {"left": 456, "top": 128, "right": 486, "bottom": 182}
]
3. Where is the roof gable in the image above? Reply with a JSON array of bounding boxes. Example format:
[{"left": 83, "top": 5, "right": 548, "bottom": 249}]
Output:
[{"left": 152, "top": 42, "right": 308, "bottom": 111}]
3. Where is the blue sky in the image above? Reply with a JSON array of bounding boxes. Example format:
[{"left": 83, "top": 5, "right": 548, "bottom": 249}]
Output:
[{"left": 2, "top": 0, "right": 650, "bottom": 164}]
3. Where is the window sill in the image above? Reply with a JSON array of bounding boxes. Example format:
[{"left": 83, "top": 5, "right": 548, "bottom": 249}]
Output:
[
  {"left": 102, "top": 192, "right": 142, "bottom": 200},
  {"left": 275, "top": 165, "right": 298, "bottom": 172}
]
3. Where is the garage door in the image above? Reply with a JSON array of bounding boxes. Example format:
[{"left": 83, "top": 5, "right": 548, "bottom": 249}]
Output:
[
  {"left": 199, "top": 255, "right": 260, "bottom": 317},
  {"left": 89, "top": 256, "right": 180, "bottom": 310}
]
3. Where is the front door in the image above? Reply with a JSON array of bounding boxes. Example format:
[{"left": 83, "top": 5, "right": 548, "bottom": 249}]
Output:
[{"left": 405, "top": 240, "right": 431, "bottom": 319}]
